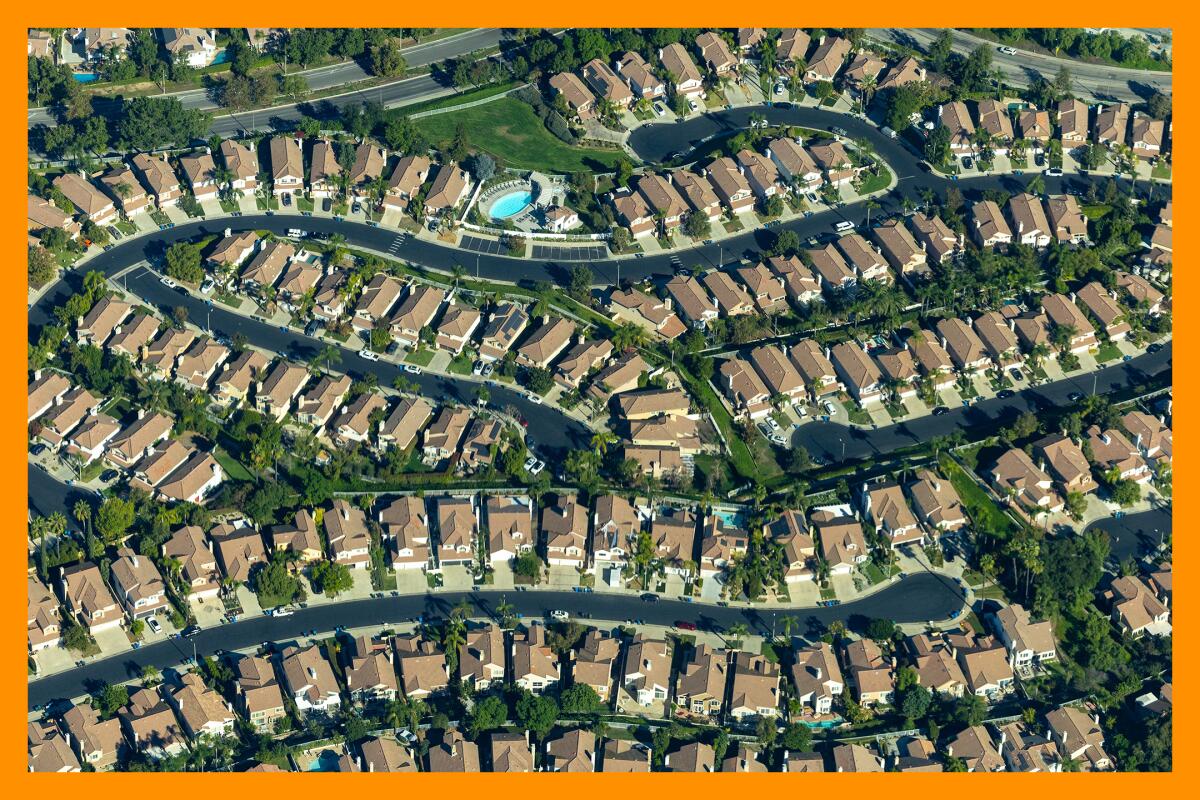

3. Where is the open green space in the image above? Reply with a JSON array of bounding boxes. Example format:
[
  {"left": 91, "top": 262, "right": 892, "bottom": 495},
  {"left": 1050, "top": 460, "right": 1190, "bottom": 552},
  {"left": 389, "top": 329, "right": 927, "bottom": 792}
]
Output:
[{"left": 414, "top": 98, "right": 624, "bottom": 173}]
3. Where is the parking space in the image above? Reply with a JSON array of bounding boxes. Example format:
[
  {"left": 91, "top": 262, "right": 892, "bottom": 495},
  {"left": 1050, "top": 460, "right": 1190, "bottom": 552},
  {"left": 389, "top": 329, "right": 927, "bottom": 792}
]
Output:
[
  {"left": 530, "top": 243, "right": 608, "bottom": 261},
  {"left": 459, "top": 235, "right": 507, "bottom": 255}
]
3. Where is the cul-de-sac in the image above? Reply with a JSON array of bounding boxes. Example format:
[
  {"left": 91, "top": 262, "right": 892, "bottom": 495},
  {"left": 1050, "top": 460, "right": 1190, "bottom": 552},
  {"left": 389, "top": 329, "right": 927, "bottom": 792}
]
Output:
[{"left": 26, "top": 26, "right": 1171, "bottom": 773}]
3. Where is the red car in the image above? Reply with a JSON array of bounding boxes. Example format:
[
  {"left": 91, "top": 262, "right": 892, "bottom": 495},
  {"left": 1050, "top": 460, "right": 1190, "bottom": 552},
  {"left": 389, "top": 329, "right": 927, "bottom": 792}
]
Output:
[{"left": 674, "top": 620, "right": 697, "bottom": 631}]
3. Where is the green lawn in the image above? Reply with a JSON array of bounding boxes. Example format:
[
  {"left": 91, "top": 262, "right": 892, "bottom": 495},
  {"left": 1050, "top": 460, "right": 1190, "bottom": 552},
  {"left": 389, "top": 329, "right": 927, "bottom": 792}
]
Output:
[
  {"left": 446, "top": 352, "right": 476, "bottom": 375},
  {"left": 842, "top": 400, "right": 872, "bottom": 426},
  {"left": 414, "top": 98, "right": 624, "bottom": 173},
  {"left": 856, "top": 166, "right": 892, "bottom": 195},
  {"left": 940, "top": 456, "right": 1020, "bottom": 540},
  {"left": 404, "top": 348, "right": 436, "bottom": 367},
  {"left": 1152, "top": 161, "right": 1172, "bottom": 180},
  {"left": 1081, "top": 203, "right": 1112, "bottom": 221},
  {"left": 1095, "top": 342, "right": 1123, "bottom": 363},
  {"left": 214, "top": 447, "right": 255, "bottom": 482}
]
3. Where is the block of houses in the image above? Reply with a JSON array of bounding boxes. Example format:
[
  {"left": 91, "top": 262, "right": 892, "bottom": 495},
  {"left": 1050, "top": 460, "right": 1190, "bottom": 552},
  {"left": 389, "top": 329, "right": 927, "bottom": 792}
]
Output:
[
  {"left": 99, "top": 166, "right": 152, "bottom": 217},
  {"left": 989, "top": 447, "right": 1064, "bottom": 518},
  {"left": 872, "top": 219, "right": 929, "bottom": 278},
  {"left": 378, "top": 396, "right": 434, "bottom": 453},
  {"left": 109, "top": 547, "right": 169, "bottom": 620},
  {"left": 862, "top": 481, "right": 923, "bottom": 547},
  {"left": 389, "top": 283, "right": 446, "bottom": 347},
  {"left": 119, "top": 687, "right": 187, "bottom": 760},
  {"left": 36, "top": 387, "right": 99, "bottom": 449},
  {"left": 179, "top": 150, "right": 219, "bottom": 201},
  {"left": 938, "top": 101, "right": 976, "bottom": 155},
  {"left": 607, "top": 287, "right": 687, "bottom": 339},
  {"left": 813, "top": 509, "right": 868, "bottom": 574},
  {"left": 234, "top": 655, "right": 286, "bottom": 732},
  {"left": 269, "top": 509, "right": 324, "bottom": 564},
  {"left": 830, "top": 341, "right": 883, "bottom": 406},
  {"left": 131, "top": 153, "right": 182, "bottom": 208},
  {"left": 571, "top": 629, "right": 621, "bottom": 702},
  {"left": 664, "top": 275, "right": 718, "bottom": 327},
  {"left": 542, "top": 494, "right": 589, "bottom": 568},
  {"left": 512, "top": 624, "right": 560, "bottom": 694},
  {"left": 220, "top": 139, "right": 258, "bottom": 193},
  {"left": 1042, "top": 292, "right": 1098, "bottom": 352},
  {"left": 1076, "top": 281, "right": 1131, "bottom": 340},
  {"left": 937, "top": 317, "right": 991, "bottom": 374},
  {"left": 705, "top": 157, "right": 755, "bottom": 213},
  {"left": 906, "top": 469, "right": 967, "bottom": 532},
  {"left": 975, "top": 99, "right": 1014, "bottom": 151},
  {"left": 1058, "top": 98, "right": 1089, "bottom": 150},
  {"left": 582, "top": 58, "right": 633, "bottom": 107},
  {"left": 58, "top": 562, "right": 122, "bottom": 634},
  {"left": 671, "top": 170, "right": 722, "bottom": 222},
  {"left": 658, "top": 42, "right": 704, "bottom": 97},
  {"left": 53, "top": 173, "right": 116, "bottom": 225},
  {"left": 549, "top": 72, "right": 596, "bottom": 119},
  {"left": 971, "top": 200, "right": 1013, "bottom": 248},
  {"left": 727, "top": 651, "right": 780, "bottom": 724},
  {"left": 280, "top": 644, "right": 342, "bottom": 716},
  {"left": 478, "top": 301, "right": 529, "bottom": 361},
  {"left": 622, "top": 634, "right": 671, "bottom": 706},
  {"left": 325, "top": 498, "right": 372, "bottom": 570},
  {"left": 804, "top": 35, "right": 850, "bottom": 82},
  {"left": 353, "top": 273, "right": 405, "bottom": 332},
  {"left": 1007, "top": 193, "right": 1052, "bottom": 247},
  {"left": 844, "top": 638, "right": 894, "bottom": 706},
  {"left": 990, "top": 603, "right": 1057, "bottom": 668},
  {"left": 836, "top": 233, "right": 890, "bottom": 283},
  {"left": 384, "top": 155, "right": 431, "bottom": 211},
  {"left": 718, "top": 357, "right": 772, "bottom": 419},
  {"left": 379, "top": 496, "right": 432, "bottom": 572},
  {"left": 434, "top": 496, "right": 477, "bottom": 567},
  {"left": 1046, "top": 706, "right": 1112, "bottom": 771},
  {"left": 434, "top": 302, "right": 482, "bottom": 353}
]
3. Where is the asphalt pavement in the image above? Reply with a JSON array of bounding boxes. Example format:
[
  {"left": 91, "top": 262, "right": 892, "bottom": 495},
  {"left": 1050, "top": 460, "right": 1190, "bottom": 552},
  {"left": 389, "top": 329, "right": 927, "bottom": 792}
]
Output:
[
  {"left": 29, "top": 29, "right": 506, "bottom": 140},
  {"left": 27, "top": 571, "right": 965, "bottom": 710},
  {"left": 1084, "top": 506, "right": 1172, "bottom": 563},
  {"left": 868, "top": 28, "right": 1171, "bottom": 103}
]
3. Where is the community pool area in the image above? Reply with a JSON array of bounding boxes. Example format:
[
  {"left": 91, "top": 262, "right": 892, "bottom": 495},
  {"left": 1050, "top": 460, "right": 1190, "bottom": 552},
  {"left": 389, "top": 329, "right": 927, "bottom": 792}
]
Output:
[{"left": 488, "top": 190, "right": 533, "bottom": 220}]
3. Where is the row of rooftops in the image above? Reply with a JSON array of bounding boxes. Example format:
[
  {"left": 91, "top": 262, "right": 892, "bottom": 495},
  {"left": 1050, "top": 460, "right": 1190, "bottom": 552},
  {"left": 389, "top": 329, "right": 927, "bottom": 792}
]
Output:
[{"left": 937, "top": 97, "right": 1168, "bottom": 156}]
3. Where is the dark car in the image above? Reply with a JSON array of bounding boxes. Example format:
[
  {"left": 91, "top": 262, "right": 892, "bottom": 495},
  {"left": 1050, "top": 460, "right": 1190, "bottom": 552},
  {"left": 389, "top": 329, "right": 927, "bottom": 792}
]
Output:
[
  {"left": 1067, "top": 391, "right": 1084, "bottom": 402},
  {"left": 640, "top": 593, "right": 659, "bottom": 602},
  {"left": 674, "top": 620, "right": 698, "bottom": 631},
  {"left": 30, "top": 443, "right": 47, "bottom": 456},
  {"left": 182, "top": 625, "right": 201, "bottom": 638},
  {"left": 1147, "top": 342, "right": 1163, "bottom": 353},
  {"left": 962, "top": 156, "right": 974, "bottom": 169},
  {"left": 304, "top": 320, "right": 321, "bottom": 336},
  {"left": 352, "top": 202, "right": 362, "bottom": 214},
  {"left": 100, "top": 469, "right": 119, "bottom": 482},
  {"left": 932, "top": 406, "right": 950, "bottom": 416},
  {"left": 322, "top": 197, "right": 332, "bottom": 212},
  {"left": 1009, "top": 367, "right": 1024, "bottom": 381},
  {"left": 997, "top": 389, "right": 1015, "bottom": 399},
  {"left": 281, "top": 193, "right": 292, "bottom": 207}
]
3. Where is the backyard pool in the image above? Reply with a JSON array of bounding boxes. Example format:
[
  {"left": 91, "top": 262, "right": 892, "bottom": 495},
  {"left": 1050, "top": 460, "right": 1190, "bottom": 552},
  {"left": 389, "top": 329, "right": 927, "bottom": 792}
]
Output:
[
  {"left": 304, "top": 749, "right": 342, "bottom": 772},
  {"left": 488, "top": 190, "right": 533, "bottom": 220},
  {"left": 72, "top": 72, "right": 99, "bottom": 83}
]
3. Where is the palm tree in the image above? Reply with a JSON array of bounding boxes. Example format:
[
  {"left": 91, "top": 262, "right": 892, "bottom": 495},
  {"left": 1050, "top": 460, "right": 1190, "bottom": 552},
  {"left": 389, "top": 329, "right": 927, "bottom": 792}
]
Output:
[
  {"left": 859, "top": 74, "right": 878, "bottom": 110},
  {"left": 590, "top": 431, "right": 617, "bottom": 458},
  {"left": 313, "top": 343, "right": 341, "bottom": 376},
  {"left": 725, "top": 622, "right": 749, "bottom": 649},
  {"left": 864, "top": 197, "right": 881, "bottom": 226},
  {"left": 494, "top": 596, "right": 516, "bottom": 629}
]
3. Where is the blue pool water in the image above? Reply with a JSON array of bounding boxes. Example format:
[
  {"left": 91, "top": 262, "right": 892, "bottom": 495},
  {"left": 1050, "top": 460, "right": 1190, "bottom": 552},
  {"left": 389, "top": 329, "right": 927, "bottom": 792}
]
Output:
[
  {"left": 489, "top": 190, "right": 533, "bottom": 220},
  {"left": 72, "top": 72, "right": 99, "bottom": 83},
  {"left": 305, "top": 750, "right": 341, "bottom": 772},
  {"left": 716, "top": 509, "right": 747, "bottom": 529},
  {"left": 211, "top": 49, "right": 230, "bottom": 65}
]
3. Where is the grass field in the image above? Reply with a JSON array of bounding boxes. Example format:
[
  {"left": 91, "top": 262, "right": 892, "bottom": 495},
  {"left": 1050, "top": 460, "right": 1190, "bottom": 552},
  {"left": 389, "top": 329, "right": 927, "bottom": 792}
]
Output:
[
  {"left": 940, "top": 455, "right": 1020, "bottom": 540},
  {"left": 414, "top": 98, "right": 624, "bottom": 173}
]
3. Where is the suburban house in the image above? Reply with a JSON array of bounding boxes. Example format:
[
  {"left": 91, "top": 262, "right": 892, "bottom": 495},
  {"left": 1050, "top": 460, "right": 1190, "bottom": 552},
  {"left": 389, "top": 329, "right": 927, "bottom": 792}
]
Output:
[
  {"left": 280, "top": 645, "right": 342, "bottom": 716},
  {"left": 676, "top": 644, "right": 729, "bottom": 718},
  {"left": 542, "top": 495, "right": 589, "bottom": 568},
  {"left": 938, "top": 101, "right": 976, "bottom": 155},
  {"left": 479, "top": 302, "right": 530, "bottom": 361},
  {"left": 131, "top": 153, "right": 182, "bottom": 208},
  {"left": 549, "top": 72, "right": 596, "bottom": 119},
  {"left": 971, "top": 200, "right": 1014, "bottom": 248},
  {"left": 830, "top": 341, "right": 883, "bottom": 406},
  {"left": 616, "top": 51, "right": 665, "bottom": 99},
  {"left": 989, "top": 447, "right": 1065, "bottom": 518},
  {"left": 790, "top": 642, "right": 844, "bottom": 714},
  {"left": 379, "top": 496, "right": 432, "bottom": 572},
  {"left": 727, "top": 651, "right": 781, "bottom": 724},
  {"left": 910, "top": 212, "right": 961, "bottom": 264},
  {"left": 862, "top": 481, "right": 923, "bottom": 547},
  {"left": 1007, "top": 193, "right": 1052, "bottom": 247},
  {"left": 424, "top": 164, "right": 471, "bottom": 216},
  {"left": 581, "top": 58, "right": 633, "bottom": 107},
  {"left": 705, "top": 157, "right": 755, "bottom": 213},
  {"left": 906, "top": 469, "right": 967, "bottom": 532},
  {"left": 1058, "top": 98, "right": 1090, "bottom": 149},
  {"left": 220, "top": 139, "right": 258, "bottom": 192},
  {"left": 384, "top": 155, "right": 432, "bottom": 211},
  {"left": 665, "top": 275, "right": 718, "bottom": 328},
  {"left": 53, "top": 173, "right": 116, "bottom": 225},
  {"left": 269, "top": 137, "right": 304, "bottom": 199},
  {"left": 108, "top": 548, "right": 169, "bottom": 621},
  {"left": 1093, "top": 103, "right": 1130, "bottom": 147},
  {"left": 658, "top": 43, "right": 704, "bottom": 97},
  {"left": 622, "top": 634, "right": 671, "bottom": 706},
  {"left": 990, "top": 603, "right": 1057, "bottom": 669},
  {"left": 804, "top": 35, "right": 850, "bottom": 82}
]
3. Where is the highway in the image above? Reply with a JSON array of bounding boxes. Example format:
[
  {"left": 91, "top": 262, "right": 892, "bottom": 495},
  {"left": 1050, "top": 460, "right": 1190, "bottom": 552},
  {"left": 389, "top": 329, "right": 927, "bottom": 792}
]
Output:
[
  {"left": 27, "top": 572, "right": 965, "bottom": 709},
  {"left": 29, "top": 29, "right": 506, "bottom": 139},
  {"left": 868, "top": 28, "right": 1171, "bottom": 103}
]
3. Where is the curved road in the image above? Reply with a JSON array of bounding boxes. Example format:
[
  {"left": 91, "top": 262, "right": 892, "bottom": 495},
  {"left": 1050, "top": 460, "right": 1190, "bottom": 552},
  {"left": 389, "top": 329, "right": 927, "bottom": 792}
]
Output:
[
  {"left": 28, "top": 572, "right": 964, "bottom": 709},
  {"left": 1084, "top": 506, "right": 1172, "bottom": 563},
  {"left": 869, "top": 28, "right": 1170, "bottom": 103},
  {"left": 29, "top": 30, "right": 506, "bottom": 139}
]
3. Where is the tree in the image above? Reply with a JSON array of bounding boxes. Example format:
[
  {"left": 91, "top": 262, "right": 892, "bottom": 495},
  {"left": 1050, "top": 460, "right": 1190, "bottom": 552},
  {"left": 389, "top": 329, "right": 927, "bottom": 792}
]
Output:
[
  {"left": 94, "top": 497, "right": 135, "bottom": 544},
  {"left": 900, "top": 683, "right": 932, "bottom": 722},
  {"left": 779, "top": 722, "right": 812, "bottom": 752},
  {"left": 682, "top": 211, "right": 712, "bottom": 240},
  {"left": 29, "top": 246, "right": 58, "bottom": 289},
  {"left": 515, "top": 692, "right": 559, "bottom": 739},
  {"left": 954, "top": 693, "right": 987, "bottom": 727},
  {"left": 278, "top": 73, "right": 309, "bottom": 102},
  {"left": 251, "top": 556, "right": 304, "bottom": 607},
  {"left": 466, "top": 152, "right": 496, "bottom": 183},
  {"left": 524, "top": 366, "right": 554, "bottom": 395},
  {"left": 164, "top": 242, "right": 204, "bottom": 284},
  {"left": 512, "top": 551, "right": 543, "bottom": 584},
  {"left": 467, "top": 695, "right": 507, "bottom": 739},
  {"left": 560, "top": 683, "right": 604, "bottom": 715},
  {"left": 91, "top": 683, "right": 129, "bottom": 719},
  {"left": 309, "top": 560, "right": 354, "bottom": 597}
]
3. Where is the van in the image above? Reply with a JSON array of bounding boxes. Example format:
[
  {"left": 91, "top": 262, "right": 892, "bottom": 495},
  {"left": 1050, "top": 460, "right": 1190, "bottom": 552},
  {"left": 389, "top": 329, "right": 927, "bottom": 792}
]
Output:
[
  {"left": 834, "top": 220, "right": 854, "bottom": 233},
  {"left": 881, "top": 126, "right": 897, "bottom": 139}
]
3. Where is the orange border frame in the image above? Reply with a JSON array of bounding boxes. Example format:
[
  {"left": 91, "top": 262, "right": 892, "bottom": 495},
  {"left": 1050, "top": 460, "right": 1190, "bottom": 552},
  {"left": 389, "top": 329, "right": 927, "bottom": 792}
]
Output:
[{"left": 8, "top": 6, "right": 1185, "bottom": 790}]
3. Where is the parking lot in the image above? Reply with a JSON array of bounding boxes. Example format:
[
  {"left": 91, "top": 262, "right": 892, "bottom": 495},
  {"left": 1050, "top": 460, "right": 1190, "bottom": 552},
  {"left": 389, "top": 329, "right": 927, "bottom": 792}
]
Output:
[
  {"left": 530, "top": 243, "right": 609, "bottom": 261},
  {"left": 459, "top": 235, "right": 510, "bottom": 256}
]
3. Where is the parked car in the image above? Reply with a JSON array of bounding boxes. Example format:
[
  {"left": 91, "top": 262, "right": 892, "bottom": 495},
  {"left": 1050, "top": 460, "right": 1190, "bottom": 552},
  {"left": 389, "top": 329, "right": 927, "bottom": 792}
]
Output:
[
  {"left": 361, "top": 350, "right": 380, "bottom": 362},
  {"left": 523, "top": 456, "right": 539, "bottom": 472},
  {"left": 653, "top": 102, "right": 666, "bottom": 117},
  {"left": 1045, "top": 167, "right": 1063, "bottom": 176},
  {"left": 549, "top": 610, "right": 569, "bottom": 621},
  {"left": 529, "top": 460, "right": 545, "bottom": 475},
  {"left": 834, "top": 220, "right": 854, "bottom": 233},
  {"left": 997, "top": 389, "right": 1015, "bottom": 399},
  {"left": 182, "top": 625, "right": 201, "bottom": 638},
  {"left": 30, "top": 443, "right": 47, "bottom": 456},
  {"left": 147, "top": 617, "right": 162, "bottom": 634},
  {"left": 322, "top": 198, "right": 332, "bottom": 212},
  {"left": 281, "top": 193, "right": 292, "bottom": 207},
  {"left": 932, "top": 406, "right": 950, "bottom": 416},
  {"left": 100, "top": 469, "right": 119, "bottom": 482},
  {"left": 675, "top": 620, "right": 698, "bottom": 631},
  {"left": 160, "top": 276, "right": 178, "bottom": 289},
  {"left": 404, "top": 364, "right": 422, "bottom": 374},
  {"left": 962, "top": 156, "right": 974, "bottom": 169},
  {"left": 271, "top": 608, "right": 293, "bottom": 617},
  {"left": 1009, "top": 367, "right": 1025, "bottom": 381},
  {"left": 1067, "top": 391, "right": 1084, "bottom": 402},
  {"left": 199, "top": 278, "right": 215, "bottom": 295},
  {"left": 472, "top": 361, "right": 484, "bottom": 376}
]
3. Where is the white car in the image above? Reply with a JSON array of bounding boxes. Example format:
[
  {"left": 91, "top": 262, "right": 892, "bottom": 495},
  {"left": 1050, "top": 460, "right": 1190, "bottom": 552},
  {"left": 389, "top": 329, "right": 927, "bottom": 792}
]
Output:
[
  {"left": 528, "top": 393, "right": 543, "bottom": 405},
  {"left": 998, "top": 45, "right": 1018, "bottom": 55},
  {"left": 404, "top": 364, "right": 421, "bottom": 374},
  {"left": 360, "top": 350, "right": 380, "bottom": 362},
  {"left": 822, "top": 400, "right": 837, "bottom": 414},
  {"left": 160, "top": 276, "right": 178, "bottom": 289},
  {"left": 653, "top": 102, "right": 666, "bottom": 117},
  {"left": 271, "top": 608, "right": 293, "bottom": 617},
  {"left": 774, "top": 83, "right": 785, "bottom": 95},
  {"left": 794, "top": 404, "right": 809, "bottom": 418},
  {"left": 523, "top": 456, "right": 539, "bottom": 472},
  {"left": 770, "top": 433, "right": 787, "bottom": 446},
  {"left": 146, "top": 617, "right": 162, "bottom": 634},
  {"left": 199, "top": 278, "right": 215, "bottom": 295},
  {"left": 472, "top": 361, "right": 484, "bottom": 376},
  {"left": 834, "top": 220, "right": 855, "bottom": 233},
  {"left": 530, "top": 460, "right": 546, "bottom": 475},
  {"left": 549, "top": 610, "right": 569, "bottom": 621},
  {"left": 767, "top": 417, "right": 782, "bottom": 432}
]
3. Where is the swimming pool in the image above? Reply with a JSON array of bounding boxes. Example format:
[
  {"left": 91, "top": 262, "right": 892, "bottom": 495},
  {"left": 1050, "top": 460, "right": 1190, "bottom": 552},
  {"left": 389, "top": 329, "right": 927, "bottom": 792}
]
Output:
[
  {"left": 304, "top": 749, "right": 341, "bottom": 772},
  {"left": 489, "top": 190, "right": 533, "bottom": 220},
  {"left": 715, "top": 509, "right": 747, "bottom": 529},
  {"left": 72, "top": 72, "right": 99, "bottom": 83}
]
